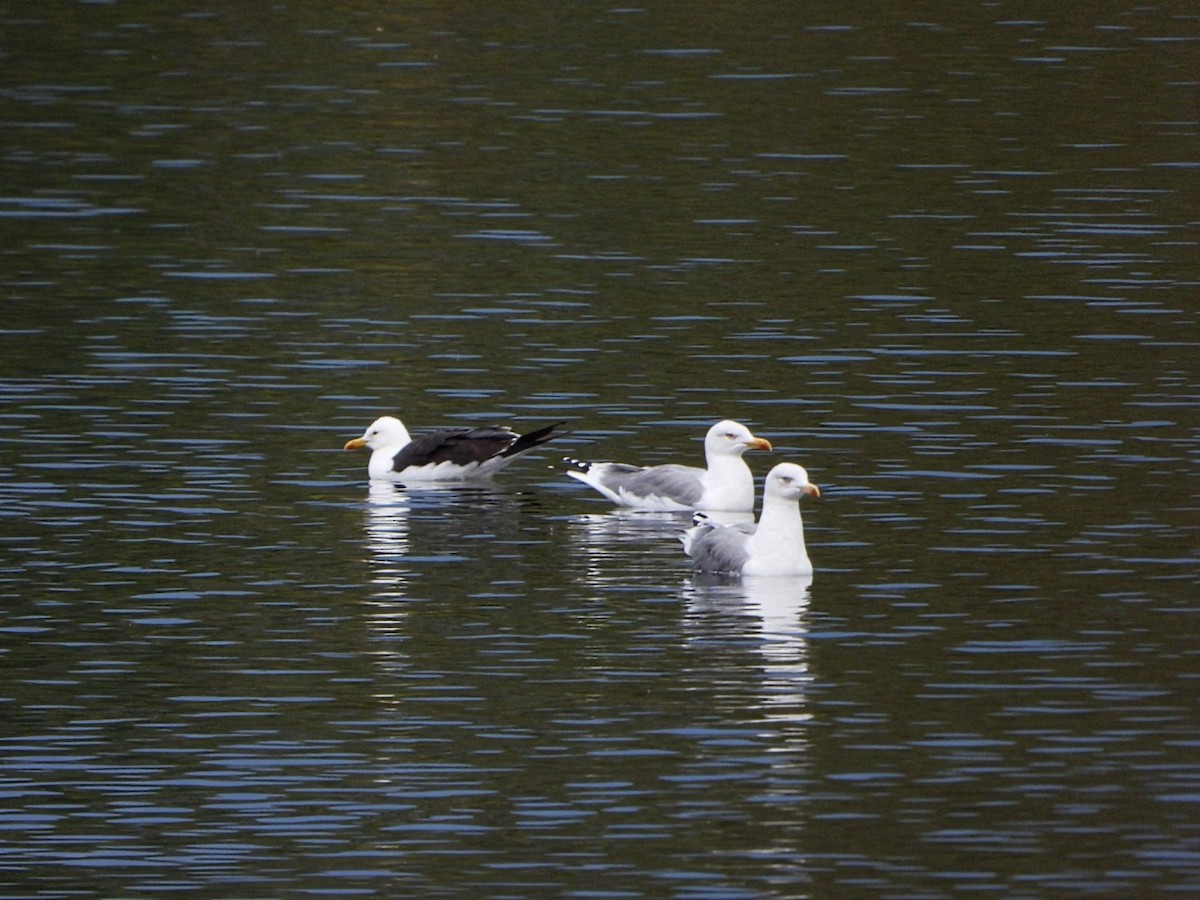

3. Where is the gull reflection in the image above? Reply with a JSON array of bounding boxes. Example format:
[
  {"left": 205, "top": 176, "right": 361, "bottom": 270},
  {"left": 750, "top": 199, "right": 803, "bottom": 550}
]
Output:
[
  {"left": 570, "top": 508, "right": 752, "bottom": 553},
  {"left": 571, "top": 508, "right": 686, "bottom": 548},
  {"left": 683, "top": 573, "right": 814, "bottom": 726},
  {"left": 362, "top": 481, "right": 413, "bottom": 600},
  {"left": 359, "top": 481, "right": 525, "bottom": 595},
  {"left": 356, "top": 482, "right": 415, "bottom": 692},
  {"left": 357, "top": 481, "right": 520, "bottom": 688},
  {"left": 740, "top": 574, "right": 813, "bottom": 669},
  {"left": 567, "top": 507, "right": 699, "bottom": 584}
]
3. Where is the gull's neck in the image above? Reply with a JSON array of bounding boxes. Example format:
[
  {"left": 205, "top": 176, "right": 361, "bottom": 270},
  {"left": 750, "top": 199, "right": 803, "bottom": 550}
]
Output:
[
  {"left": 367, "top": 425, "right": 412, "bottom": 479},
  {"left": 700, "top": 451, "right": 754, "bottom": 510},
  {"left": 747, "top": 492, "right": 809, "bottom": 572}
]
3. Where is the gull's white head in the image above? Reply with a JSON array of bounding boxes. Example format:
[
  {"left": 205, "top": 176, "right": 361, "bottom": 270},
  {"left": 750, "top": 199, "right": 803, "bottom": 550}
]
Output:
[
  {"left": 703, "top": 419, "right": 772, "bottom": 458},
  {"left": 764, "top": 462, "right": 821, "bottom": 501},
  {"left": 343, "top": 415, "right": 411, "bottom": 452}
]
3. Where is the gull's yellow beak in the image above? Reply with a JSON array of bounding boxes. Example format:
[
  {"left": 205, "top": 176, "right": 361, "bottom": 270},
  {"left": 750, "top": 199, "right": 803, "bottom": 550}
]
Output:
[{"left": 343, "top": 437, "right": 367, "bottom": 451}]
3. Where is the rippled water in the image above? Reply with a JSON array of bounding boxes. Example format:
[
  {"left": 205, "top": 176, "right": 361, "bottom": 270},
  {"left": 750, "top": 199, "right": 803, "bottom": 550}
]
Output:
[{"left": 2, "top": 2, "right": 1198, "bottom": 896}]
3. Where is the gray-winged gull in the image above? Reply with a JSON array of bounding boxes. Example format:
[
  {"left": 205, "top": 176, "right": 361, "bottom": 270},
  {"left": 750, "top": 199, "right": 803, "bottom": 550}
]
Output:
[
  {"left": 682, "top": 462, "right": 820, "bottom": 576},
  {"left": 564, "top": 420, "right": 771, "bottom": 512},
  {"left": 344, "top": 415, "right": 565, "bottom": 482}
]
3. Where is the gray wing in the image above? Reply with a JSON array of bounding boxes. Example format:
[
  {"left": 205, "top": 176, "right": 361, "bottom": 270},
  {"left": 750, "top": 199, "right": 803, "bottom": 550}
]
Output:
[
  {"left": 605, "top": 464, "right": 706, "bottom": 506},
  {"left": 685, "top": 521, "right": 756, "bottom": 574}
]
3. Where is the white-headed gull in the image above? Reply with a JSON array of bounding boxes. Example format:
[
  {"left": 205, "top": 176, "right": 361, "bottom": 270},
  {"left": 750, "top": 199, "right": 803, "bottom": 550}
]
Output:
[
  {"left": 682, "top": 462, "right": 820, "bottom": 576},
  {"left": 564, "top": 420, "right": 771, "bottom": 512},
  {"left": 344, "top": 415, "right": 565, "bottom": 482}
]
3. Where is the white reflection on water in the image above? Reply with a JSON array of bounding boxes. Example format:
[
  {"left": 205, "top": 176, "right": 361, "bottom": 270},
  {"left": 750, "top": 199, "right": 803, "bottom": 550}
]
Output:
[
  {"left": 567, "top": 507, "right": 690, "bottom": 583},
  {"left": 363, "top": 481, "right": 412, "bottom": 598},
  {"left": 360, "top": 482, "right": 415, "bottom": 691},
  {"left": 682, "top": 573, "right": 814, "bottom": 727},
  {"left": 742, "top": 573, "right": 813, "bottom": 664},
  {"left": 358, "top": 479, "right": 519, "bottom": 597},
  {"left": 567, "top": 507, "right": 755, "bottom": 563}
]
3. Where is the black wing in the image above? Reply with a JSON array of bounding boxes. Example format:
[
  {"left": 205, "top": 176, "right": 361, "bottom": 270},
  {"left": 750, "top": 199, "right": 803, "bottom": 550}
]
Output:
[{"left": 390, "top": 422, "right": 565, "bottom": 471}]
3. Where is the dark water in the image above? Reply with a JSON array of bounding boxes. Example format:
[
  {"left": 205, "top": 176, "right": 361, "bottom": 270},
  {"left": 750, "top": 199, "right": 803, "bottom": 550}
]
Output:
[{"left": 2, "top": 2, "right": 1198, "bottom": 896}]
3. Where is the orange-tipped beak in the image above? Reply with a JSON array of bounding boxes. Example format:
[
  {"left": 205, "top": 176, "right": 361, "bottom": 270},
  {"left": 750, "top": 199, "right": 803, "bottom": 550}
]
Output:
[
  {"left": 802, "top": 483, "right": 821, "bottom": 498},
  {"left": 746, "top": 437, "right": 772, "bottom": 452},
  {"left": 343, "top": 437, "right": 367, "bottom": 451}
]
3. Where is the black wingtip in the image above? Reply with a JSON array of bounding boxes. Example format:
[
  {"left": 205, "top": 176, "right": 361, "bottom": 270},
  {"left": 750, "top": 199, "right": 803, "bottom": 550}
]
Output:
[
  {"left": 502, "top": 421, "right": 569, "bottom": 458},
  {"left": 563, "top": 455, "right": 592, "bottom": 473}
]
